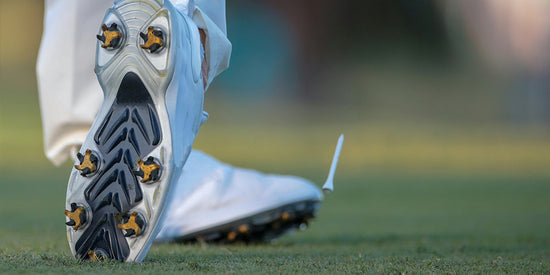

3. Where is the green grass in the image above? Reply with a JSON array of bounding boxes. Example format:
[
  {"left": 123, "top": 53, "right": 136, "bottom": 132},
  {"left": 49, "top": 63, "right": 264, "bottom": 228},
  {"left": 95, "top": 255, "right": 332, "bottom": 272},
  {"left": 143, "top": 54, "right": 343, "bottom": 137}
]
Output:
[
  {"left": 1, "top": 170, "right": 549, "bottom": 274},
  {"left": 1, "top": 68, "right": 550, "bottom": 273}
]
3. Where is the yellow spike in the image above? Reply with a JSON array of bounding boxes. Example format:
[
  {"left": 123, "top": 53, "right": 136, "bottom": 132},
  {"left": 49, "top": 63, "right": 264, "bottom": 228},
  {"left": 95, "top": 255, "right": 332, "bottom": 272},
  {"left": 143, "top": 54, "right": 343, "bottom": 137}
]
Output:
[
  {"left": 281, "top": 211, "right": 291, "bottom": 221},
  {"left": 117, "top": 212, "right": 141, "bottom": 236},
  {"left": 74, "top": 149, "right": 96, "bottom": 173},
  {"left": 140, "top": 26, "right": 164, "bottom": 50},
  {"left": 238, "top": 224, "right": 249, "bottom": 234},
  {"left": 65, "top": 206, "right": 85, "bottom": 230},
  {"left": 137, "top": 159, "right": 160, "bottom": 183},
  {"left": 88, "top": 250, "right": 98, "bottom": 261},
  {"left": 100, "top": 24, "right": 122, "bottom": 48}
]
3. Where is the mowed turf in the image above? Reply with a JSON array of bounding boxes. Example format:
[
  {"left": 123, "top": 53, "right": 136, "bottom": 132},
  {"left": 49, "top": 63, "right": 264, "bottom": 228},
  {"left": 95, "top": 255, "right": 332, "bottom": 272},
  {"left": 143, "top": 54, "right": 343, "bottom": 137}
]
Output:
[{"left": 0, "top": 169, "right": 549, "bottom": 274}]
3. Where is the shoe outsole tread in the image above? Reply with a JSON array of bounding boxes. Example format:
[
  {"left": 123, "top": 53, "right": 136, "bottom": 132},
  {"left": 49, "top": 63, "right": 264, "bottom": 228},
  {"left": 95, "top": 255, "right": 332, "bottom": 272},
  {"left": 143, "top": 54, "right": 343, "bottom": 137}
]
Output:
[
  {"left": 71, "top": 73, "right": 163, "bottom": 261},
  {"left": 173, "top": 200, "right": 321, "bottom": 244}
]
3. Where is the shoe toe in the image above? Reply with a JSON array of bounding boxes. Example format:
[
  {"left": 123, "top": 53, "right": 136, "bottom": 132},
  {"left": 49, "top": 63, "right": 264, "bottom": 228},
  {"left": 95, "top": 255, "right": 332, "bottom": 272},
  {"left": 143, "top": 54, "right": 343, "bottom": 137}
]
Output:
[{"left": 263, "top": 174, "right": 323, "bottom": 205}]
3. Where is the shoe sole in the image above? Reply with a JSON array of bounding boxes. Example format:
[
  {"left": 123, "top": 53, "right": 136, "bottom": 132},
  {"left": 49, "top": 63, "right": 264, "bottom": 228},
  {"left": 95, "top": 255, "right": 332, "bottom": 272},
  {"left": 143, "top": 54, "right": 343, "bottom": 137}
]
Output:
[
  {"left": 172, "top": 200, "right": 321, "bottom": 244},
  {"left": 65, "top": 0, "right": 179, "bottom": 262}
]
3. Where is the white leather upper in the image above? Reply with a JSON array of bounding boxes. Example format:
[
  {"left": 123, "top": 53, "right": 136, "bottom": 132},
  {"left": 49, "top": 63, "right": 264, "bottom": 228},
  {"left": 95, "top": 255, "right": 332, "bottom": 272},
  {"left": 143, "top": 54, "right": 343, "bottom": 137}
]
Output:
[{"left": 155, "top": 150, "right": 323, "bottom": 241}]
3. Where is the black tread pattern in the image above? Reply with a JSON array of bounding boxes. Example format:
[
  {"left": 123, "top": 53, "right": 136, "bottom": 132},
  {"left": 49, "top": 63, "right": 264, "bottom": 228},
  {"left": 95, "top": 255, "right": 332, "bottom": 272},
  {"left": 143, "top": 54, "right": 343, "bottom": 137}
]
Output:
[
  {"left": 174, "top": 200, "right": 320, "bottom": 244},
  {"left": 75, "top": 72, "right": 162, "bottom": 261}
]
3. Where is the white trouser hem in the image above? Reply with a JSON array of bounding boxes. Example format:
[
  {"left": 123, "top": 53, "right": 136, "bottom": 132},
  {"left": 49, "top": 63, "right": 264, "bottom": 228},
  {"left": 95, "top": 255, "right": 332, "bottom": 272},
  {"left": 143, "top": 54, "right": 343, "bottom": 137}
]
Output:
[
  {"left": 192, "top": 6, "right": 231, "bottom": 90},
  {"left": 46, "top": 128, "right": 89, "bottom": 166}
]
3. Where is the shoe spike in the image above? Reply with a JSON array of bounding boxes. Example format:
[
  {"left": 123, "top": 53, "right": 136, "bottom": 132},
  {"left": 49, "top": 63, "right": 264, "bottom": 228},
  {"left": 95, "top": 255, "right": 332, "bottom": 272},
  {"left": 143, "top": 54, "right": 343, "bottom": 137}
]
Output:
[
  {"left": 281, "top": 211, "right": 291, "bottom": 221},
  {"left": 74, "top": 149, "right": 98, "bottom": 176},
  {"left": 96, "top": 23, "right": 122, "bottom": 49},
  {"left": 117, "top": 212, "right": 144, "bottom": 237},
  {"left": 140, "top": 26, "right": 164, "bottom": 53},
  {"left": 88, "top": 250, "right": 108, "bottom": 261},
  {"left": 227, "top": 231, "right": 237, "bottom": 241},
  {"left": 238, "top": 224, "right": 250, "bottom": 234},
  {"left": 134, "top": 157, "right": 161, "bottom": 183},
  {"left": 65, "top": 203, "right": 86, "bottom": 230}
]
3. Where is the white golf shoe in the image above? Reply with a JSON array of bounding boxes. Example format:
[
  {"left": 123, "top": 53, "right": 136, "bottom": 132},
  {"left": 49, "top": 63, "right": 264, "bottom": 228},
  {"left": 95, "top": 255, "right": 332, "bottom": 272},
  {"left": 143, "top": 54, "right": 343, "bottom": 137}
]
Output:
[
  {"left": 155, "top": 150, "right": 323, "bottom": 243},
  {"left": 64, "top": 0, "right": 205, "bottom": 262}
]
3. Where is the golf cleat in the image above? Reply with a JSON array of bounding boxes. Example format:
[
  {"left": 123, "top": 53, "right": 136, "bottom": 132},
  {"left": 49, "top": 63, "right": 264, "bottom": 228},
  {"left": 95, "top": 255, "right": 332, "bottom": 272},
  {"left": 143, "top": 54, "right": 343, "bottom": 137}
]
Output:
[
  {"left": 227, "top": 231, "right": 237, "bottom": 241},
  {"left": 65, "top": 0, "right": 206, "bottom": 262},
  {"left": 74, "top": 149, "right": 98, "bottom": 176},
  {"left": 65, "top": 203, "right": 87, "bottom": 231},
  {"left": 87, "top": 251, "right": 98, "bottom": 261},
  {"left": 281, "top": 211, "right": 291, "bottom": 221},
  {"left": 238, "top": 224, "right": 250, "bottom": 234},
  {"left": 140, "top": 26, "right": 164, "bottom": 53},
  {"left": 222, "top": 225, "right": 251, "bottom": 242},
  {"left": 118, "top": 212, "right": 145, "bottom": 237},
  {"left": 135, "top": 157, "right": 161, "bottom": 183},
  {"left": 97, "top": 23, "right": 122, "bottom": 49},
  {"left": 87, "top": 250, "right": 108, "bottom": 262}
]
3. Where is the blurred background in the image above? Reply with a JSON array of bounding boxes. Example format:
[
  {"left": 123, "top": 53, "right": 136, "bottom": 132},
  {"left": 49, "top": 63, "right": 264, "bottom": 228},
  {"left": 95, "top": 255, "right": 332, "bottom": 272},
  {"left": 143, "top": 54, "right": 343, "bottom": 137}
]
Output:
[
  {"left": 1, "top": 0, "right": 549, "bottom": 258},
  {"left": 2, "top": 0, "right": 550, "bottom": 177}
]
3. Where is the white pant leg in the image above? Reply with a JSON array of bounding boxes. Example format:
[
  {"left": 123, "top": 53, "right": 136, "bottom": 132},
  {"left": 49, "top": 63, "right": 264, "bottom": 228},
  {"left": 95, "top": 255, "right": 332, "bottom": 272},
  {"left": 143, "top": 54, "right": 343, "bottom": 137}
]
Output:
[
  {"left": 37, "top": 0, "right": 113, "bottom": 166},
  {"left": 171, "top": 0, "right": 227, "bottom": 34},
  {"left": 38, "top": 0, "right": 231, "bottom": 166},
  {"left": 191, "top": 0, "right": 231, "bottom": 89},
  {"left": 194, "top": 0, "right": 227, "bottom": 35}
]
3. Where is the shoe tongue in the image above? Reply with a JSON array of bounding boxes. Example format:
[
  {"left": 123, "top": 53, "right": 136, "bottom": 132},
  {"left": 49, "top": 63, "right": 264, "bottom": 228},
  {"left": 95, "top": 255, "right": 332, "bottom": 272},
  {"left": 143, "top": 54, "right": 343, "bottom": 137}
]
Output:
[{"left": 322, "top": 134, "right": 344, "bottom": 194}]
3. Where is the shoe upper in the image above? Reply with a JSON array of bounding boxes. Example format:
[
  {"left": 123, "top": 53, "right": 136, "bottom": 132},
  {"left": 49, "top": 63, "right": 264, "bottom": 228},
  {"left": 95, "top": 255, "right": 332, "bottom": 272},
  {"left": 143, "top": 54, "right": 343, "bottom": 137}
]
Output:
[
  {"left": 163, "top": 9, "right": 207, "bottom": 169},
  {"left": 155, "top": 150, "right": 323, "bottom": 241}
]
